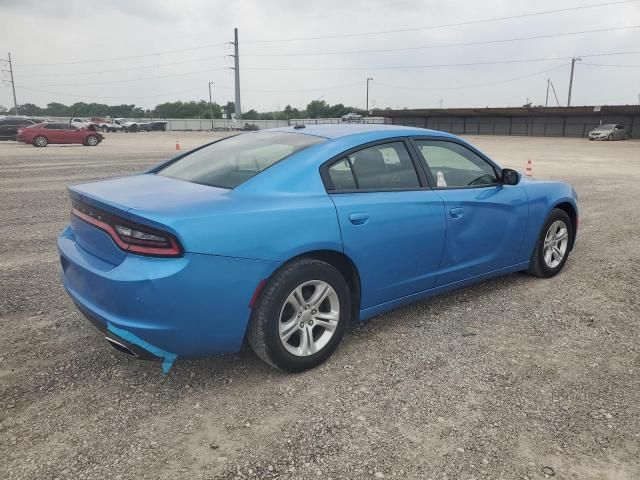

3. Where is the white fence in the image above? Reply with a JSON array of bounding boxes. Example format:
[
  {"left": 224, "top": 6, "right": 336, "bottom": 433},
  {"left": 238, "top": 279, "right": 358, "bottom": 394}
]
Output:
[{"left": 42, "top": 117, "right": 388, "bottom": 131}]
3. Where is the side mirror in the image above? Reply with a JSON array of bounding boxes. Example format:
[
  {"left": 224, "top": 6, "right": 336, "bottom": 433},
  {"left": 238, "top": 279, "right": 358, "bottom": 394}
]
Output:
[{"left": 501, "top": 168, "right": 520, "bottom": 186}]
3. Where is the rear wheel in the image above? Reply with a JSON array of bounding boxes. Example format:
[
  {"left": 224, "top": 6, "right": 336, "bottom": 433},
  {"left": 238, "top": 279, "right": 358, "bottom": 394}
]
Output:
[
  {"left": 101, "top": 126, "right": 108, "bottom": 133},
  {"left": 248, "top": 258, "right": 351, "bottom": 372},
  {"left": 527, "top": 208, "right": 573, "bottom": 278},
  {"left": 33, "top": 135, "right": 48, "bottom": 147},
  {"left": 85, "top": 135, "right": 99, "bottom": 146}
]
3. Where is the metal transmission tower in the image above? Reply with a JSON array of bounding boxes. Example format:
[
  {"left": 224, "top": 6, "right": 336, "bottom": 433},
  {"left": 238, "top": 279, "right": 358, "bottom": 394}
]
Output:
[
  {"left": 567, "top": 57, "right": 581, "bottom": 107},
  {"left": 1, "top": 52, "right": 19, "bottom": 114},
  {"left": 229, "top": 28, "right": 241, "bottom": 121},
  {"left": 545, "top": 78, "right": 561, "bottom": 107}
]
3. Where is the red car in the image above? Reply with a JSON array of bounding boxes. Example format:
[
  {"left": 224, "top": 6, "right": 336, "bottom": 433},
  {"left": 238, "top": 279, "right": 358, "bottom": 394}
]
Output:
[{"left": 16, "top": 122, "right": 103, "bottom": 147}]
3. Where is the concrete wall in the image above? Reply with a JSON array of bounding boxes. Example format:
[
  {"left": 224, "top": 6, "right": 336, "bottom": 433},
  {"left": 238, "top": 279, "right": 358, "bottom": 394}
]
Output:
[{"left": 388, "top": 114, "right": 640, "bottom": 138}]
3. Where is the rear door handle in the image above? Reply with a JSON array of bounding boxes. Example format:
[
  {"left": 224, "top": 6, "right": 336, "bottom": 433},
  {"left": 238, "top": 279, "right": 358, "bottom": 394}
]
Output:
[
  {"left": 449, "top": 207, "right": 464, "bottom": 219},
  {"left": 349, "top": 213, "right": 370, "bottom": 225}
]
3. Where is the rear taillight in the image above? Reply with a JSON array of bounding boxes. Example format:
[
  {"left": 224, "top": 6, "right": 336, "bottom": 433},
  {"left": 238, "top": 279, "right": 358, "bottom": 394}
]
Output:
[{"left": 71, "top": 201, "right": 182, "bottom": 257}]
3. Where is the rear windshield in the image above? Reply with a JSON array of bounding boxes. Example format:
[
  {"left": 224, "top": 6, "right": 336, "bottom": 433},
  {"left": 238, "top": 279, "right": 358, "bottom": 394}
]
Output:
[{"left": 157, "top": 131, "right": 325, "bottom": 189}]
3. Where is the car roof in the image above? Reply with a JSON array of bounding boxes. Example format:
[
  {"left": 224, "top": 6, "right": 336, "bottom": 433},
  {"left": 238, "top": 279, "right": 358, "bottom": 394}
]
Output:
[{"left": 265, "top": 123, "right": 456, "bottom": 140}]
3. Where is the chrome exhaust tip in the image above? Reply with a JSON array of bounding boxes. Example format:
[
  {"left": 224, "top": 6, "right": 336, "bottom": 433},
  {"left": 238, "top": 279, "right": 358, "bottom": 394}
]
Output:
[{"left": 105, "top": 336, "right": 139, "bottom": 358}]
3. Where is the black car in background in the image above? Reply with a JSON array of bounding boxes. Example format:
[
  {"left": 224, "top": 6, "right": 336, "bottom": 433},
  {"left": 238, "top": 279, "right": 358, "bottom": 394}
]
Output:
[
  {"left": 0, "top": 117, "right": 36, "bottom": 140},
  {"left": 149, "top": 121, "right": 167, "bottom": 131}
]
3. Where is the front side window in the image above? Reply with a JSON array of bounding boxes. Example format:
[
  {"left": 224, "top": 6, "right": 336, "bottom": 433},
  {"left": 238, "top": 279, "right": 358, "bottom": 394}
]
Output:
[
  {"left": 415, "top": 140, "right": 498, "bottom": 188},
  {"left": 158, "top": 131, "right": 325, "bottom": 189},
  {"left": 327, "top": 141, "right": 420, "bottom": 191}
]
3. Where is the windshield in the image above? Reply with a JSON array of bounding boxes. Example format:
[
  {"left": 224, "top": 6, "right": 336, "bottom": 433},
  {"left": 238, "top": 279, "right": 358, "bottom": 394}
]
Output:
[
  {"left": 157, "top": 131, "right": 325, "bottom": 189},
  {"left": 595, "top": 124, "right": 615, "bottom": 130}
]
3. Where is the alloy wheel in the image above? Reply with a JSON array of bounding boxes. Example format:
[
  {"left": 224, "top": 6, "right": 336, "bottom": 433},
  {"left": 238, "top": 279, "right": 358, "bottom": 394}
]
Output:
[
  {"left": 543, "top": 220, "right": 569, "bottom": 268},
  {"left": 278, "top": 280, "right": 340, "bottom": 357}
]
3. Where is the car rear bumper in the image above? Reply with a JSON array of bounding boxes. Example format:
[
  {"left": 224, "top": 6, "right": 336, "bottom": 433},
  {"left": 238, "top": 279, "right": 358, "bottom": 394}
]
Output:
[{"left": 57, "top": 225, "right": 279, "bottom": 362}]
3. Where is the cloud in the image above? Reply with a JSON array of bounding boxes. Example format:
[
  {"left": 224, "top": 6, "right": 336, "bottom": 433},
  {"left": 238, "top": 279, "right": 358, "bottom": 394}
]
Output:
[{"left": 1, "top": 0, "right": 639, "bottom": 111}]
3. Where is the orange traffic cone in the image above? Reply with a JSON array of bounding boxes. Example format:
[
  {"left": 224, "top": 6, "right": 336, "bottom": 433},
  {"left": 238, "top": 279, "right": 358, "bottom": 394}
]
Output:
[
  {"left": 525, "top": 159, "right": 532, "bottom": 176},
  {"left": 175, "top": 139, "right": 180, "bottom": 151}
]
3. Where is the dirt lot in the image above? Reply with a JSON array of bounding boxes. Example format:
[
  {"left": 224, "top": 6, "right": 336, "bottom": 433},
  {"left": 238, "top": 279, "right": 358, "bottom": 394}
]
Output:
[{"left": 1, "top": 131, "right": 639, "bottom": 480}]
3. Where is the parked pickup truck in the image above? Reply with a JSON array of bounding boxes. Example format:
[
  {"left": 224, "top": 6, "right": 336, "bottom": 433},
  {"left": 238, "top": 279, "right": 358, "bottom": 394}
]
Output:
[{"left": 96, "top": 118, "right": 127, "bottom": 133}]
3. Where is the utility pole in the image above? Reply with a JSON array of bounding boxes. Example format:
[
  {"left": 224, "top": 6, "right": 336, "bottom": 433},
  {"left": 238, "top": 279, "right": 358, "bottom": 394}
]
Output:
[
  {"left": 208, "top": 81, "right": 215, "bottom": 131},
  {"left": 366, "top": 77, "right": 373, "bottom": 113},
  {"left": 545, "top": 78, "right": 550, "bottom": 107},
  {"left": 549, "top": 79, "right": 560, "bottom": 107},
  {"left": 567, "top": 57, "right": 581, "bottom": 107},
  {"left": 231, "top": 28, "right": 241, "bottom": 120},
  {"left": 1, "top": 53, "right": 19, "bottom": 115}
]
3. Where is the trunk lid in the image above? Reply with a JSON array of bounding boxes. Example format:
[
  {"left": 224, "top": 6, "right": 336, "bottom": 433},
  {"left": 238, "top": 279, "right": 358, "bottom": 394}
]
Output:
[{"left": 68, "top": 173, "right": 230, "bottom": 263}]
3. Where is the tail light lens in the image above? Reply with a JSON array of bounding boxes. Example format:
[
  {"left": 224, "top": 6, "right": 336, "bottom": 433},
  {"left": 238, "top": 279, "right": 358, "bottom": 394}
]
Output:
[{"left": 71, "top": 201, "right": 182, "bottom": 257}]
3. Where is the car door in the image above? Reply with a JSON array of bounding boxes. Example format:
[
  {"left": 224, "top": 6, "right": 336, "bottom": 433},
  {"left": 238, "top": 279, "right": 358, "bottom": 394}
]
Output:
[
  {"left": 60, "top": 124, "right": 83, "bottom": 143},
  {"left": 412, "top": 138, "right": 528, "bottom": 286},
  {"left": 323, "top": 139, "right": 446, "bottom": 309},
  {"left": 43, "top": 123, "right": 66, "bottom": 143},
  {"left": 614, "top": 125, "right": 625, "bottom": 140}
]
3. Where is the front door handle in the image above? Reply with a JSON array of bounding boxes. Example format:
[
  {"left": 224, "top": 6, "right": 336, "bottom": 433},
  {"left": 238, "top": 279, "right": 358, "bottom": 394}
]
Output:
[
  {"left": 450, "top": 207, "right": 464, "bottom": 219},
  {"left": 349, "top": 213, "right": 370, "bottom": 225}
]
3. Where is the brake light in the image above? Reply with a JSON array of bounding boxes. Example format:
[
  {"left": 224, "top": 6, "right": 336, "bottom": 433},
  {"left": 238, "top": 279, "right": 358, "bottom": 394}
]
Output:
[{"left": 71, "top": 201, "right": 182, "bottom": 257}]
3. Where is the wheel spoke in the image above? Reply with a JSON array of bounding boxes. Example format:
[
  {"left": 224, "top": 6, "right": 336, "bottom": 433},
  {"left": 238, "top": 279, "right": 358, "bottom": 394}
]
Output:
[
  {"left": 309, "top": 283, "right": 331, "bottom": 308},
  {"left": 553, "top": 246, "right": 563, "bottom": 261},
  {"left": 279, "top": 318, "right": 299, "bottom": 342},
  {"left": 298, "top": 326, "right": 316, "bottom": 356},
  {"left": 555, "top": 230, "right": 568, "bottom": 242},
  {"left": 544, "top": 247, "right": 553, "bottom": 266},
  {"left": 288, "top": 287, "right": 305, "bottom": 311},
  {"left": 314, "top": 317, "right": 338, "bottom": 333}
]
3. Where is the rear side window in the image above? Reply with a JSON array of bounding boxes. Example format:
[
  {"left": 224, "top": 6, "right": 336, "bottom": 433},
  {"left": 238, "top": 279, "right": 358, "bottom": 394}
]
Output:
[
  {"left": 327, "top": 141, "right": 420, "bottom": 191},
  {"left": 158, "top": 132, "right": 325, "bottom": 189}
]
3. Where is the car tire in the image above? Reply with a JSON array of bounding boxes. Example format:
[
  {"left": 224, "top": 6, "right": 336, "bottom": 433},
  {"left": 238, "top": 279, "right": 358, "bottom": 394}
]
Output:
[
  {"left": 248, "top": 258, "right": 351, "bottom": 372},
  {"left": 527, "top": 208, "right": 573, "bottom": 278},
  {"left": 33, "top": 135, "right": 48, "bottom": 147},
  {"left": 101, "top": 126, "right": 108, "bottom": 133},
  {"left": 85, "top": 135, "right": 99, "bottom": 146},
  {"left": 608, "top": 134, "right": 613, "bottom": 141}
]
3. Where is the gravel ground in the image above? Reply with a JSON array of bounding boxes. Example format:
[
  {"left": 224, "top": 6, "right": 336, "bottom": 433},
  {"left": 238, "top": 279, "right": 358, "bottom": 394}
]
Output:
[{"left": 1, "top": 131, "right": 639, "bottom": 480}]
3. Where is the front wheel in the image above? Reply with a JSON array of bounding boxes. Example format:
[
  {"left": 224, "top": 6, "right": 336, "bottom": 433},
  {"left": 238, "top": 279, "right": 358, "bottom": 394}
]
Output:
[
  {"left": 248, "top": 258, "right": 351, "bottom": 372},
  {"left": 527, "top": 208, "right": 573, "bottom": 278},
  {"left": 608, "top": 134, "right": 613, "bottom": 141},
  {"left": 85, "top": 135, "right": 99, "bottom": 146},
  {"left": 33, "top": 135, "right": 48, "bottom": 147}
]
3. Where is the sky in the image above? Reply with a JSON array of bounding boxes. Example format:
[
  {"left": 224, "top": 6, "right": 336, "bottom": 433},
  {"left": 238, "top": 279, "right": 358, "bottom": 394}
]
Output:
[{"left": 1, "top": 0, "right": 639, "bottom": 112}]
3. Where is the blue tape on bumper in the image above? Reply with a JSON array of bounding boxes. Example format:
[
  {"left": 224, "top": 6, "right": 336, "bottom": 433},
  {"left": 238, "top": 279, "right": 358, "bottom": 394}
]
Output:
[{"left": 107, "top": 323, "right": 177, "bottom": 374}]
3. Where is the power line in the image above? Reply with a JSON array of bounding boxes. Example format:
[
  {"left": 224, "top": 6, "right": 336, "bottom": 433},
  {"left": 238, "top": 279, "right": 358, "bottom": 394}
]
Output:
[
  {"left": 15, "top": 42, "right": 228, "bottom": 68},
  {"left": 15, "top": 56, "right": 228, "bottom": 78},
  {"left": 238, "top": 50, "right": 640, "bottom": 72},
  {"left": 13, "top": 1, "right": 639, "bottom": 68},
  {"left": 582, "top": 62, "right": 640, "bottom": 67},
  {"left": 242, "top": 0, "right": 640, "bottom": 43},
  {"left": 19, "top": 68, "right": 229, "bottom": 88},
  {"left": 242, "top": 25, "right": 640, "bottom": 57},
  {"left": 14, "top": 81, "right": 364, "bottom": 100},
  {"left": 14, "top": 85, "right": 207, "bottom": 100},
  {"left": 375, "top": 64, "right": 567, "bottom": 92},
  {"left": 16, "top": 25, "right": 638, "bottom": 79}
]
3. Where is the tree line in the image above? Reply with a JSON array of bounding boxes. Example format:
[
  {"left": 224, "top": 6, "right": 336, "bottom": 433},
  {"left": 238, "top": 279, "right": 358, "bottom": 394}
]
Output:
[{"left": 4, "top": 99, "right": 366, "bottom": 120}]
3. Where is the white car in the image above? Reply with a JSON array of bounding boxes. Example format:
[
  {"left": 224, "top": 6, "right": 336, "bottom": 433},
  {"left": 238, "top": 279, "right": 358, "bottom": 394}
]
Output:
[
  {"left": 70, "top": 117, "right": 92, "bottom": 129},
  {"left": 341, "top": 112, "right": 363, "bottom": 122}
]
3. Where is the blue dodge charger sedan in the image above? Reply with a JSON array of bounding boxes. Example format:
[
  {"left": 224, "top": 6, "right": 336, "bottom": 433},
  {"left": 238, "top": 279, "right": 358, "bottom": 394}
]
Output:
[{"left": 58, "top": 124, "right": 578, "bottom": 372}]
